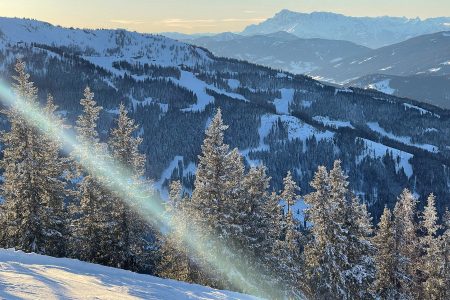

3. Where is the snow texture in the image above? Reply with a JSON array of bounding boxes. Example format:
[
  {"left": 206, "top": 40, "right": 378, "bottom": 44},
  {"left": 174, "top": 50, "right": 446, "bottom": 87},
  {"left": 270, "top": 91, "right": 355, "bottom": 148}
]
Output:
[
  {"left": 357, "top": 138, "right": 414, "bottom": 178},
  {"left": 0, "top": 248, "right": 260, "bottom": 300},
  {"left": 273, "top": 89, "right": 295, "bottom": 114},
  {"left": 312, "top": 116, "right": 354, "bottom": 129},
  {"left": 172, "top": 71, "right": 247, "bottom": 112},
  {"left": 367, "top": 122, "right": 438, "bottom": 153},
  {"left": 367, "top": 79, "right": 395, "bottom": 95}
]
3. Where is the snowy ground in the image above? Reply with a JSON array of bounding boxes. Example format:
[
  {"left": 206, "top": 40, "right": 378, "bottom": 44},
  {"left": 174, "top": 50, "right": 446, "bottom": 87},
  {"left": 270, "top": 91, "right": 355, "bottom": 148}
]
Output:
[{"left": 0, "top": 249, "right": 260, "bottom": 300}]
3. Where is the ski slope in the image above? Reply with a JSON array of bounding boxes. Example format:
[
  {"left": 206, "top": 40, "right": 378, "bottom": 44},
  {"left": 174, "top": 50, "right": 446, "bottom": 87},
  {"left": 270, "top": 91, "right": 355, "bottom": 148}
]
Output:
[{"left": 0, "top": 249, "right": 260, "bottom": 300}]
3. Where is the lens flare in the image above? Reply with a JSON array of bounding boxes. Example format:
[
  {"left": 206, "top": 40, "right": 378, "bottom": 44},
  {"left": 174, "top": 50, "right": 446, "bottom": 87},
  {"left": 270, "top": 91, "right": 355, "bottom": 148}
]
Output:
[{"left": 0, "top": 79, "right": 297, "bottom": 299}]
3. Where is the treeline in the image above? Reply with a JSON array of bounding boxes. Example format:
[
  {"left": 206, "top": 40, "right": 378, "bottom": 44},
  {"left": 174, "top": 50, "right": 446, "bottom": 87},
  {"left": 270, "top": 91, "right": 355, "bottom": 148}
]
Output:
[
  {"left": 0, "top": 61, "right": 157, "bottom": 272},
  {"left": 0, "top": 61, "right": 450, "bottom": 299}
]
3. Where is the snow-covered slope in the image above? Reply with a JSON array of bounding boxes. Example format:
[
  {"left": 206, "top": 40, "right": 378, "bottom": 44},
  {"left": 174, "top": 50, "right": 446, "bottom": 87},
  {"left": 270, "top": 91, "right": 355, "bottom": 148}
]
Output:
[
  {"left": 0, "top": 249, "right": 260, "bottom": 300},
  {"left": 0, "top": 17, "right": 212, "bottom": 68},
  {"left": 242, "top": 10, "right": 450, "bottom": 48}
]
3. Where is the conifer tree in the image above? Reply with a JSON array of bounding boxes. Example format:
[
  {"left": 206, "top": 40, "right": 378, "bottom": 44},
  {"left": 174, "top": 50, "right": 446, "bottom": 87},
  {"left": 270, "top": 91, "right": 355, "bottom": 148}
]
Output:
[
  {"left": 70, "top": 86, "right": 112, "bottom": 264},
  {"left": 420, "top": 194, "right": 446, "bottom": 299},
  {"left": 393, "top": 189, "right": 420, "bottom": 299},
  {"left": 373, "top": 207, "right": 399, "bottom": 299},
  {"left": 221, "top": 147, "right": 245, "bottom": 245},
  {"left": 442, "top": 209, "right": 450, "bottom": 299},
  {"left": 241, "top": 165, "right": 271, "bottom": 258},
  {"left": 304, "top": 165, "right": 337, "bottom": 298},
  {"left": 191, "top": 109, "right": 229, "bottom": 235},
  {"left": 279, "top": 171, "right": 302, "bottom": 292},
  {"left": 304, "top": 161, "right": 374, "bottom": 300},
  {"left": 39, "top": 94, "right": 69, "bottom": 256},
  {"left": 0, "top": 61, "right": 67, "bottom": 256},
  {"left": 159, "top": 181, "right": 196, "bottom": 282},
  {"left": 262, "top": 190, "right": 285, "bottom": 287},
  {"left": 108, "top": 103, "right": 153, "bottom": 271},
  {"left": 189, "top": 109, "right": 231, "bottom": 287}
]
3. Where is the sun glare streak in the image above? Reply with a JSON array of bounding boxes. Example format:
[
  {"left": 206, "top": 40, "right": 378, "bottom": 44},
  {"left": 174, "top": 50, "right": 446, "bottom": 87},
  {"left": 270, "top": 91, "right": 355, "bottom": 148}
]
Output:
[{"left": 0, "top": 79, "right": 288, "bottom": 299}]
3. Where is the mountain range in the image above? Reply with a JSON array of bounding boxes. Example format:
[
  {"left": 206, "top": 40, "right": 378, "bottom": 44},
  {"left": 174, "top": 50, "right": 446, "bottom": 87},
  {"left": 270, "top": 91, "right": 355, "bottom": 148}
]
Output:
[
  {"left": 241, "top": 9, "right": 450, "bottom": 48},
  {"left": 179, "top": 11, "right": 450, "bottom": 109},
  {"left": 0, "top": 17, "right": 450, "bottom": 221}
]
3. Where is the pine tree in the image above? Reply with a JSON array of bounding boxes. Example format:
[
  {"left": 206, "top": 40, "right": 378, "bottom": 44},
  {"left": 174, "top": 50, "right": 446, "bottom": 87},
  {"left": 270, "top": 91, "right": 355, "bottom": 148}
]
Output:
[
  {"left": 304, "top": 161, "right": 374, "bottom": 300},
  {"left": 241, "top": 165, "right": 272, "bottom": 258},
  {"left": 0, "top": 61, "right": 67, "bottom": 256},
  {"left": 262, "top": 189, "right": 285, "bottom": 289},
  {"left": 70, "top": 86, "right": 112, "bottom": 264},
  {"left": 221, "top": 147, "right": 245, "bottom": 246},
  {"left": 442, "top": 209, "right": 450, "bottom": 299},
  {"left": 240, "top": 166, "right": 273, "bottom": 278},
  {"left": 39, "top": 94, "right": 69, "bottom": 256},
  {"left": 420, "top": 194, "right": 446, "bottom": 300},
  {"left": 189, "top": 109, "right": 231, "bottom": 288},
  {"left": 279, "top": 171, "right": 302, "bottom": 293},
  {"left": 189, "top": 110, "right": 273, "bottom": 292},
  {"left": 159, "top": 181, "right": 196, "bottom": 282},
  {"left": 393, "top": 189, "right": 420, "bottom": 299},
  {"left": 373, "top": 207, "right": 399, "bottom": 299},
  {"left": 191, "top": 109, "right": 229, "bottom": 235},
  {"left": 304, "top": 165, "right": 338, "bottom": 299},
  {"left": 108, "top": 103, "right": 153, "bottom": 271}
]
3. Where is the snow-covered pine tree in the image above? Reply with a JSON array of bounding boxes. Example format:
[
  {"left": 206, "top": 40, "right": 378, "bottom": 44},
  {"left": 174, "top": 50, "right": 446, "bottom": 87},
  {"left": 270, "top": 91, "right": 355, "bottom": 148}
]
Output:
[
  {"left": 241, "top": 165, "right": 272, "bottom": 259},
  {"left": 443, "top": 209, "right": 450, "bottom": 299},
  {"left": 373, "top": 207, "right": 400, "bottom": 299},
  {"left": 189, "top": 110, "right": 272, "bottom": 293},
  {"left": 304, "top": 161, "right": 374, "bottom": 300},
  {"left": 191, "top": 109, "right": 229, "bottom": 232},
  {"left": 278, "top": 171, "right": 302, "bottom": 294},
  {"left": 261, "top": 189, "right": 286, "bottom": 292},
  {"left": 393, "top": 189, "right": 420, "bottom": 299},
  {"left": 189, "top": 109, "right": 231, "bottom": 288},
  {"left": 39, "top": 94, "right": 69, "bottom": 256},
  {"left": 242, "top": 165, "right": 284, "bottom": 281},
  {"left": 281, "top": 171, "right": 299, "bottom": 212},
  {"left": 159, "top": 180, "right": 196, "bottom": 283},
  {"left": 420, "top": 194, "right": 446, "bottom": 299},
  {"left": 221, "top": 147, "right": 245, "bottom": 247},
  {"left": 108, "top": 103, "right": 154, "bottom": 271},
  {"left": 347, "top": 194, "right": 375, "bottom": 299},
  {"left": 70, "top": 86, "right": 113, "bottom": 265},
  {"left": 303, "top": 165, "right": 336, "bottom": 298},
  {"left": 0, "top": 61, "right": 68, "bottom": 256}
]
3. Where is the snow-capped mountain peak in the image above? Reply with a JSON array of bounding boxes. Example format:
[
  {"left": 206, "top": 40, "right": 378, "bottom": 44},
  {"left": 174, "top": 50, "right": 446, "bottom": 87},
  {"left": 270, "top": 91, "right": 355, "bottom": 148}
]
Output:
[{"left": 241, "top": 10, "right": 450, "bottom": 48}]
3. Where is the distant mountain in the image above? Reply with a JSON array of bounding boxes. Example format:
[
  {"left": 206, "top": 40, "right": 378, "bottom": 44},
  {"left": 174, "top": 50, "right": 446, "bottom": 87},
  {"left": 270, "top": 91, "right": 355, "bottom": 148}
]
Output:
[
  {"left": 242, "top": 10, "right": 450, "bottom": 48},
  {"left": 186, "top": 31, "right": 370, "bottom": 74},
  {"left": 311, "top": 31, "right": 450, "bottom": 84},
  {"left": 347, "top": 74, "right": 450, "bottom": 109}
]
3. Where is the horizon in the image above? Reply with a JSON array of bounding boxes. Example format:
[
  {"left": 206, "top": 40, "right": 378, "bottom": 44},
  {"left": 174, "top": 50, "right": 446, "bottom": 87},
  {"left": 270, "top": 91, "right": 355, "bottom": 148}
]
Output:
[{"left": 1, "top": 0, "right": 449, "bottom": 34}]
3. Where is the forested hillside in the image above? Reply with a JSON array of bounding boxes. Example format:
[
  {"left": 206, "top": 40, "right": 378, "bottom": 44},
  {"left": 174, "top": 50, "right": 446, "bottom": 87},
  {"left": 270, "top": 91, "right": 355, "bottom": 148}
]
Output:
[
  {"left": 0, "top": 17, "right": 450, "bottom": 222},
  {"left": 0, "top": 56, "right": 449, "bottom": 300}
]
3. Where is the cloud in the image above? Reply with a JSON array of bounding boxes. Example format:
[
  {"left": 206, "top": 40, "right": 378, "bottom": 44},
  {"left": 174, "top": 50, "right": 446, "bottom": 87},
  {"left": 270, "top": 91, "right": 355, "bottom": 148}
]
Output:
[
  {"left": 157, "top": 17, "right": 266, "bottom": 29},
  {"left": 221, "top": 18, "right": 266, "bottom": 22},
  {"left": 110, "top": 19, "right": 145, "bottom": 25},
  {"left": 160, "top": 19, "right": 218, "bottom": 29}
]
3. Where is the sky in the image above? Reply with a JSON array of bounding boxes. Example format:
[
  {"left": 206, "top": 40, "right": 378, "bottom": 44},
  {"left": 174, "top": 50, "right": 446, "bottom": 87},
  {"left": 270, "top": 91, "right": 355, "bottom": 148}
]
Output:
[{"left": 1, "top": 0, "right": 449, "bottom": 34}]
